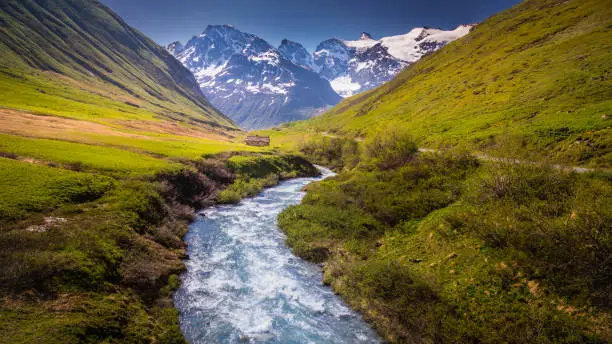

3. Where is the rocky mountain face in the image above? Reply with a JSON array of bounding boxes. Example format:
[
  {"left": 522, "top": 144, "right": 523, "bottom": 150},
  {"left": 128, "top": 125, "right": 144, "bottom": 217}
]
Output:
[
  {"left": 278, "top": 39, "right": 314, "bottom": 70},
  {"left": 169, "top": 24, "right": 473, "bottom": 128},
  {"left": 313, "top": 25, "right": 474, "bottom": 97},
  {"left": 169, "top": 25, "right": 340, "bottom": 129}
]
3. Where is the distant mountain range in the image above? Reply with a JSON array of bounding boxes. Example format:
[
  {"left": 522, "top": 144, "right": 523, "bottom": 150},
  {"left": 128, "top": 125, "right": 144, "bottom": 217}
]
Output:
[
  {"left": 168, "top": 25, "right": 473, "bottom": 129},
  {"left": 168, "top": 25, "right": 341, "bottom": 129}
]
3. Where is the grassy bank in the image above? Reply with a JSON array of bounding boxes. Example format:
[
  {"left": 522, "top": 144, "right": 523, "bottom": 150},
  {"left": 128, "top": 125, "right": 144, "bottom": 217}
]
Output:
[
  {"left": 278, "top": 131, "right": 611, "bottom": 343},
  {"left": 0, "top": 144, "right": 317, "bottom": 342}
]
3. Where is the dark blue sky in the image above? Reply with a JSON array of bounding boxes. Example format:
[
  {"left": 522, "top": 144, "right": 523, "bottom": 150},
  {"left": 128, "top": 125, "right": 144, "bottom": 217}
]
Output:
[{"left": 100, "top": 0, "right": 522, "bottom": 51}]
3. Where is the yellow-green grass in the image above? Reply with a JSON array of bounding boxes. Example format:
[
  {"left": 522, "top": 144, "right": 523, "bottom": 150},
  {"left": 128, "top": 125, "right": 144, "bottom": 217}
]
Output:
[
  {"left": 75, "top": 134, "right": 264, "bottom": 159},
  {"left": 251, "top": 126, "right": 315, "bottom": 152},
  {"left": 9, "top": 130, "right": 262, "bottom": 159},
  {"left": 0, "top": 70, "right": 158, "bottom": 123},
  {"left": 0, "top": 134, "right": 177, "bottom": 176}
]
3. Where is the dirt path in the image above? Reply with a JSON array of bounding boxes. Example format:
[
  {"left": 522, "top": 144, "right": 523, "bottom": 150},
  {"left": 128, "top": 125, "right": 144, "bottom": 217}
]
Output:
[
  {"left": 319, "top": 134, "right": 602, "bottom": 173},
  {"left": 418, "top": 148, "right": 599, "bottom": 174}
]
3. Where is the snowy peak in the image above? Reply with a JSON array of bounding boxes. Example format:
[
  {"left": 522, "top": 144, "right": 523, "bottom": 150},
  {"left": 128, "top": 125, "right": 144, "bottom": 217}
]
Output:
[
  {"left": 166, "top": 41, "right": 184, "bottom": 55},
  {"left": 167, "top": 23, "right": 475, "bottom": 126},
  {"left": 278, "top": 39, "right": 314, "bottom": 70},
  {"left": 360, "top": 32, "right": 374, "bottom": 40}
]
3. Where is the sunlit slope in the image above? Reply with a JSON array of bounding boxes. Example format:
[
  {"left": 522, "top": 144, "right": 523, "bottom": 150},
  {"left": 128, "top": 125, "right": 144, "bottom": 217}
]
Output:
[
  {"left": 0, "top": 0, "right": 236, "bottom": 131},
  {"left": 300, "top": 0, "right": 611, "bottom": 166}
]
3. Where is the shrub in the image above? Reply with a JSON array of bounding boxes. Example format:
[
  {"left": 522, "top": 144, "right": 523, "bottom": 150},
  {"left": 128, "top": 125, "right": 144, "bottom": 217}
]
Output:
[
  {"left": 363, "top": 128, "right": 418, "bottom": 169},
  {"left": 298, "top": 136, "right": 350, "bottom": 169},
  {"left": 353, "top": 261, "right": 437, "bottom": 303}
]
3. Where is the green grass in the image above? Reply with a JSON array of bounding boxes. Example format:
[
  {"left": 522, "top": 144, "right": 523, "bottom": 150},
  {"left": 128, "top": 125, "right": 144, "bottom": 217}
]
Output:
[
  {"left": 0, "top": 70, "right": 158, "bottom": 122},
  {"left": 0, "top": 150, "right": 318, "bottom": 343},
  {"left": 85, "top": 135, "right": 261, "bottom": 159},
  {"left": 281, "top": 0, "right": 612, "bottom": 168},
  {"left": 0, "top": 157, "right": 114, "bottom": 223},
  {"left": 279, "top": 133, "right": 611, "bottom": 343},
  {"left": 0, "top": 134, "right": 175, "bottom": 176}
]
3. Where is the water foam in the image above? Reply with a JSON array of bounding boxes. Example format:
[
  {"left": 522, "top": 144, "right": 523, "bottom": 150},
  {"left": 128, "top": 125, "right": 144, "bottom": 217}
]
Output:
[{"left": 175, "top": 168, "right": 380, "bottom": 343}]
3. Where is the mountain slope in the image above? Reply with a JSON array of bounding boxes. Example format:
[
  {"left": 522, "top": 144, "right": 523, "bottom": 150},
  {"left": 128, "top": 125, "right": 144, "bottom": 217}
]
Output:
[
  {"left": 0, "top": 0, "right": 237, "bottom": 131},
  {"left": 300, "top": 0, "right": 612, "bottom": 167},
  {"left": 170, "top": 25, "right": 341, "bottom": 129}
]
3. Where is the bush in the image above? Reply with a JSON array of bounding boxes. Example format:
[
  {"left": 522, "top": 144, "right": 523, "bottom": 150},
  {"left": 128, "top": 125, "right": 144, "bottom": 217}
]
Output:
[
  {"left": 353, "top": 261, "right": 437, "bottom": 303},
  {"left": 363, "top": 128, "right": 418, "bottom": 169},
  {"left": 279, "top": 150, "right": 609, "bottom": 343},
  {"left": 299, "top": 136, "right": 353, "bottom": 169}
]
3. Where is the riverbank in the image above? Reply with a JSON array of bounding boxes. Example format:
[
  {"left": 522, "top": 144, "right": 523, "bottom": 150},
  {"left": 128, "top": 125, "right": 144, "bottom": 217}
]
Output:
[
  {"left": 0, "top": 152, "right": 318, "bottom": 343},
  {"left": 278, "top": 131, "right": 612, "bottom": 343}
]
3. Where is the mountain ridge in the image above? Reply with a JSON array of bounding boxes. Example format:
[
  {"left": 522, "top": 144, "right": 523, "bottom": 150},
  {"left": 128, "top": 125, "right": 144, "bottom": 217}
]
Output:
[
  {"left": 0, "top": 0, "right": 237, "bottom": 131},
  {"left": 168, "top": 24, "right": 474, "bottom": 127}
]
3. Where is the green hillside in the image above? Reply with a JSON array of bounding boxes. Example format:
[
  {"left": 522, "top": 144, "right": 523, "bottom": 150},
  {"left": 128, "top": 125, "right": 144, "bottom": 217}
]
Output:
[
  {"left": 0, "top": 0, "right": 235, "bottom": 130},
  {"left": 284, "top": 0, "right": 611, "bottom": 167}
]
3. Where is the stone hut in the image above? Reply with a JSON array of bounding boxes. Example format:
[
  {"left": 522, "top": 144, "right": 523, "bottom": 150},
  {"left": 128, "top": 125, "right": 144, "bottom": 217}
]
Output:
[{"left": 245, "top": 135, "right": 270, "bottom": 146}]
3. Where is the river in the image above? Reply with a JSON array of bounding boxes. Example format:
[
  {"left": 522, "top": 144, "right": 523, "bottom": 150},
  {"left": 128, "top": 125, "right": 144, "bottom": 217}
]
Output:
[{"left": 174, "top": 167, "right": 380, "bottom": 344}]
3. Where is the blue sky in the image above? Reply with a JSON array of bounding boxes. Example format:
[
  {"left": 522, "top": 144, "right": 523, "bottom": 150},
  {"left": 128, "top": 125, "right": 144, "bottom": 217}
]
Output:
[{"left": 100, "top": 0, "right": 522, "bottom": 51}]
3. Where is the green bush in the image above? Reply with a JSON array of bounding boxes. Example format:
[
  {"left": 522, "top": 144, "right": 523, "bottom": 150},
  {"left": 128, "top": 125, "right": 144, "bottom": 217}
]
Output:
[
  {"left": 298, "top": 135, "right": 355, "bottom": 170},
  {"left": 363, "top": 127, "right": 418, "bottom": 170},
  {"left": 217, "top": 154, "right": 318, "bottom": 204}
]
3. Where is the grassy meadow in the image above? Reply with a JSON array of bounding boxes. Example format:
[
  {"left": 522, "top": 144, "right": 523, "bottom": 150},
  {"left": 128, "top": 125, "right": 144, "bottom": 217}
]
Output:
[{"left": 0, "top": 1, "right": 320, "bottom": 342}]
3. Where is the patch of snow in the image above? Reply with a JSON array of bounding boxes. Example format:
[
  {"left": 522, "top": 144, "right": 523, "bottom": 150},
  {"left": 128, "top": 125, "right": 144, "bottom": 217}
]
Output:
[
  {"left": 194, "top": 63, "right": 227, "bottom": 80},
  {"left": 330, "top": 75, "right": 362, "bottom": 98},
  {"left": 354, "top": 60, "right": 374, "bottom": 73},
  {"left": 249, "top": 50, "right": 280, "bottom": 66},
  {"left": 344, "top": 38, "right": 377, "bottom": 51}
]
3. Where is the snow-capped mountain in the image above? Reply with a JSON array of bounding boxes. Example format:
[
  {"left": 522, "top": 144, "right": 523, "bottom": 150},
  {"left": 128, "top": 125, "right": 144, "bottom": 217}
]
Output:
[
  {"left": 169, "top": 25, "right": 340, "bottom": 129},
  {"left": 315, "top": 25, "right": 474, "bottom": 97},
  {"left": 278, "top": 39, "right": 314, "bottom": 71}
]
